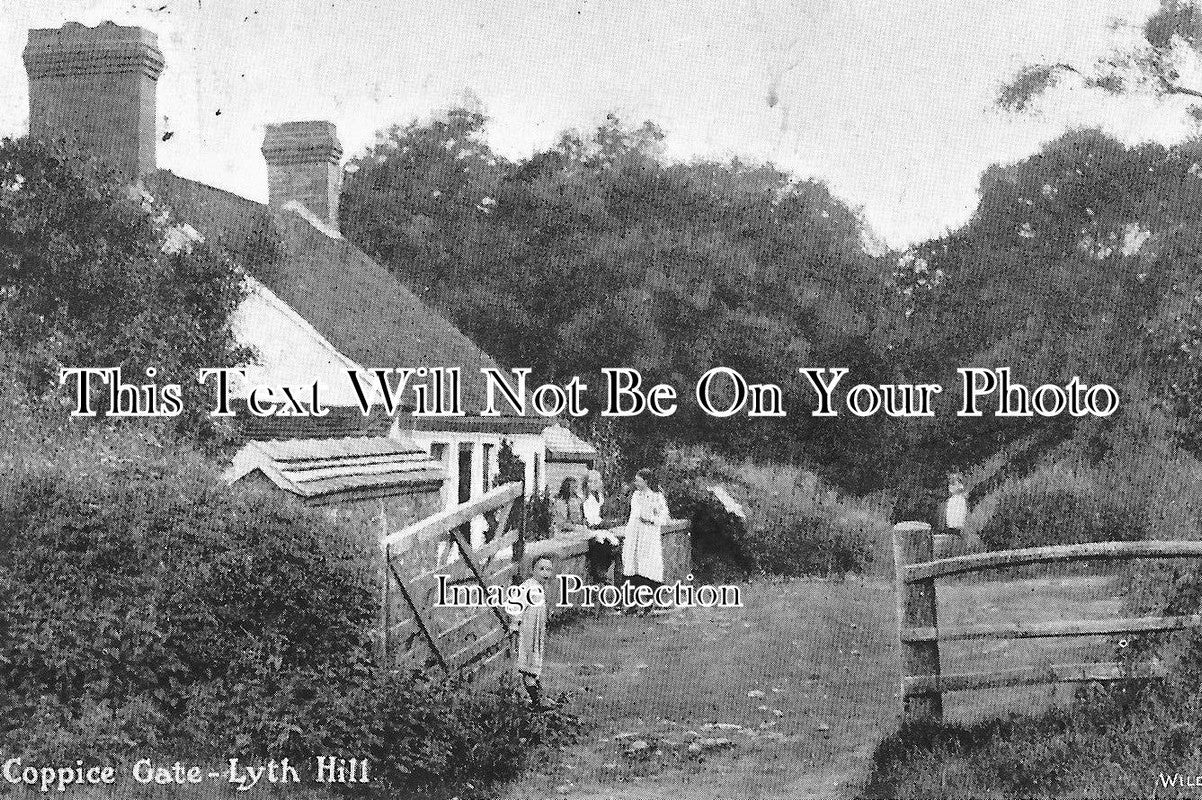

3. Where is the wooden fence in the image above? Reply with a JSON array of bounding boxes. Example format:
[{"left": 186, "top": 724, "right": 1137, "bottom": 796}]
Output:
[
  {"left": 892, "top": 521, "right": 1201, "bottom": 724},
  {"left": 379, "top": 482, "right": 525, "bottom": 675}
]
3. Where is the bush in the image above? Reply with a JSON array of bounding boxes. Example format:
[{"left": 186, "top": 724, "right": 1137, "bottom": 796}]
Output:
[
  {"left": 369, "top": 673, "right": 580, "bottom": 798},
  {"left": 0, "top": 432, "right": 379, "bottom": 761},
  {"left": 975, "top": 464, "right": 1144, "bottom": 551},
  {"left": 0, "top": 413, "right": 581, "bottom": 794},
  {"left": 0, "top": 137, "right": 248, "bottom": 446},
  {"left": 862, "top": 667, "right": 1202, "bottom": 799},
  {"left": 657, "top": 446, "right": 886, "bottom": 579},
  {"left": 748, "top": 510, "right": 876, "bottom": 577}
]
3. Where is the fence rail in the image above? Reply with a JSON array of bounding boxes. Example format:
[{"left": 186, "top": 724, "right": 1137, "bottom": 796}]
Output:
[
  {"left": 893, "top": 522, "right": 1189, "bottom": 724},
  {"left": 902, "top": 540, "right": 1202, "bottom": 583}
]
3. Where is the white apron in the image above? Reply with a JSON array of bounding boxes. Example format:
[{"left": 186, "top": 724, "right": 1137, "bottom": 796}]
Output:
[{"left": 622, "top": 490, "right": 669, "bottom": 582}]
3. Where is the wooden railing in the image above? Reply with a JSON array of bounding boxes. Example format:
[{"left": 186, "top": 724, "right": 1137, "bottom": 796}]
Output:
[
  {"left": 380, "top": 482, "right": 525, "bottom": 675},
  {"left": 893, "top": 522, "right": 1192, "bottom": 724}
]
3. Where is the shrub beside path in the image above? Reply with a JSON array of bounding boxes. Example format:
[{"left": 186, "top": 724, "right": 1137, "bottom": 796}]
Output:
[{"left": 498, "top": 577, "right": 901, "bottom": 800}]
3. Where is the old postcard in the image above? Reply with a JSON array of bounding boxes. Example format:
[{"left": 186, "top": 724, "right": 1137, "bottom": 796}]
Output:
[{"left": 1, "top": 1, "right": 1200, "bottom": 798}]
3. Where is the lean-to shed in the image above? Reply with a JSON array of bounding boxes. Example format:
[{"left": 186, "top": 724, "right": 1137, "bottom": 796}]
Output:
[{"left": 225, "top": 436, "right": 445, "bottom": 534}]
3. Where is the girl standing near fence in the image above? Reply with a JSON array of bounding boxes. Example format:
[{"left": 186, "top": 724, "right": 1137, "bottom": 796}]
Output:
[{"left": 622, "top": 468, "right": 671, "bottom": 615}]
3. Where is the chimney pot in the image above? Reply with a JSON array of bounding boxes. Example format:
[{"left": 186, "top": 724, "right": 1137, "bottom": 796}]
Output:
[
  {"left": 261, "top": 121, "right": 343, "bottom": 231},
  {"left": 23, "top": 22, "right": 165, "bottom": 180}
]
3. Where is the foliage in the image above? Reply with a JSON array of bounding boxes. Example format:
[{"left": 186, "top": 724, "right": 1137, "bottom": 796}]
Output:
[
  {"left": 0, "top": 406, "right": 579, "bottom": 794},
  {"left": 963, "top": 398, "right": 1202, "bottom": 551},
  {"left": 494, "top": 437, "right": 526, "bottom": 486},
  {"left": 0, "top": 424, "right": 378, "bottom": 760},
  {"left": 0, "top": 137, "right": 248, "bottom": 446},
  {"left": 975, "top": 464, "right": 1144, "bottom": 550},
  {"left": 656, "top": 446, "right": 888, "bottom": 579},
  {"left": 997, "top": 0, "right": 1202, "bottom": 116},
  {"left": 369, "top": 673, "right": 580, "bottom": 798},
  {"left": 861, "top": 681, "right": 1202, "bottom": 799},
  {"left": 342, "top": 110, "right": 895, "bottom": 492},
  {"left": 1145, "top": 273, "right": 1202, "bottom": 452},
  {"left": 656, "top": 448, "right": 755, "bottom": 581},
  {"left": 888, "top": 128, "right": 1202, "bottom": 486},
  {"left": 525, "top": 488, "right": 554, "bottom": 541},
  {"left": 342, "top": 110, "right": 1202, "bottom": 495}
]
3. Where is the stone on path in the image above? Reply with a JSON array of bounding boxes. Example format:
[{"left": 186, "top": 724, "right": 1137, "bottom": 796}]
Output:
[
  {"left": 698, "top": 737, "right": 735, "bottom": 749},
  {"left": 625, "top": 739, "right": 649, "bottom": 755}
]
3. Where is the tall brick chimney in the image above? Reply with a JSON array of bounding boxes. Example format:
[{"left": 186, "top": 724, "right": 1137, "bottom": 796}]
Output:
[
  {"left": 23, "top": 22, "right": 165, "bottom": 181},
  {"left": 261, "top": 121, "right": 343, "bottom": 231}
]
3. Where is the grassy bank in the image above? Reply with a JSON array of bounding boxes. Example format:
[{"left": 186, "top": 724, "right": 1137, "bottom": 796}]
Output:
[{"left": 860, "top": 681, "right": 1200, "bottom": 800}]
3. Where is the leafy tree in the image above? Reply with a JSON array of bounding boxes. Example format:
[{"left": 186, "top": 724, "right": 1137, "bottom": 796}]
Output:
[
  {"left": 340, "top": 108, "right": 506, "bottom": 301},
  {"left": 342, "top": 111, "right": 897, "bottom": 490},
  {"left": 0, "top": 137, "right": 248, "bottom": 444},
  {"left": 999, "top": 0, "right": 1202, "bottom": 117},
  {"left": 892, "top": 128, "right": 1202, "bottom": 473}
]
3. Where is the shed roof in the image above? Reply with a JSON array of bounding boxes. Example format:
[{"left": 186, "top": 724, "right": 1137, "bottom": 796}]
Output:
[
  {"left": 225, "top": 435, "right": 444, "bottom": 504},
  {"left": 146, "top": 170, "right": 504, "bottom": 416},
  {"left": 542, "top": 423, "right": 598, "bottom": 460}
]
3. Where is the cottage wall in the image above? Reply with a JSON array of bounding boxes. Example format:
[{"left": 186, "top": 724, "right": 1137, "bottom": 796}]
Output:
[
  {"left": 318, "top": 488, "right": 444, "bottom": 541},
  {"left": 231, "top": 469, "right": 442, "bottom": 543}
]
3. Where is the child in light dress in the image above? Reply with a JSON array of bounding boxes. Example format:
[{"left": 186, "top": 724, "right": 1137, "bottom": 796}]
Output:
[{"left": 508, "top": 554, "right": 556, "bottom": 711}]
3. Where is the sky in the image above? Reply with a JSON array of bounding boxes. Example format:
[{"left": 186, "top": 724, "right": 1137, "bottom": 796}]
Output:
[{"left": 0, "top": 0, "right": 1194, "bottom": 249}]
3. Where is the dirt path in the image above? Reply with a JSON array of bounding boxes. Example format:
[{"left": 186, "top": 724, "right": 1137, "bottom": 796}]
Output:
[
  {"left": 497, "top": 577, "right": 901, "bottom": 800},
  {"left": 497, "top": 571, "right": 1122, "bottom": 800}
]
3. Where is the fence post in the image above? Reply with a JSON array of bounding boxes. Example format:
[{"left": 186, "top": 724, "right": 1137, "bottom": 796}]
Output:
[
  {"left": 379, "top": 497, "right": 390, "bottom": 668},
  {"left": 380, "top": 542, "right": 390, "bottom": 667},
  {"left": 893, "top": 521, "right": 942, "bottom": 724}
]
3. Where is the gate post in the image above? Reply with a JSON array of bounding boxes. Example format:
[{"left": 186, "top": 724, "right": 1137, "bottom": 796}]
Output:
[
  {"left": 513, "top": 479, "right": 526, "bottom": 582},
  {"left": 893, "top": 521, "right": 942, "bottom": 724}
]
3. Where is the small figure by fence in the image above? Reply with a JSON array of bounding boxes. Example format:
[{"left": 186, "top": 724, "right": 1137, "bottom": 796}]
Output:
[{"left": 892, "top": 522, "right": 1201, "bottom": 725}]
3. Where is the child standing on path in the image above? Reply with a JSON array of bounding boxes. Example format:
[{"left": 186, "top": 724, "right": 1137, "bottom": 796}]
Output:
[{"left": 509, "top": 554, "right": 556, "bottom": 711}]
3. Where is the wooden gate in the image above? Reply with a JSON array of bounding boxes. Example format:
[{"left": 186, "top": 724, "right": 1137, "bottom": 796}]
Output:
[
  {"left": 892, "top": 522, "right": 1202, "bottom": 724},
  {"left": 380, "top": 482, "right": 525, "bottom": 675}
]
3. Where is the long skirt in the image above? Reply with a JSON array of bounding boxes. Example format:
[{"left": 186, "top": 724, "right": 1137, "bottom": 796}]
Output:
[{"left": 622, "top": 521, "right": 664, "bottom": 583}]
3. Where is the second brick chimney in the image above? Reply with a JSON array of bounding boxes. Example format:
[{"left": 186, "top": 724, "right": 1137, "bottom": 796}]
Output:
[{"left": 261, "top": 121, "right": 343, "bottom": 232}]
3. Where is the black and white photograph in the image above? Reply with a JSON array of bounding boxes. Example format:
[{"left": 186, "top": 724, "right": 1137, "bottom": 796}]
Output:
[{"left": 2, "top": 1, "right": 1202, "bottom": 797}]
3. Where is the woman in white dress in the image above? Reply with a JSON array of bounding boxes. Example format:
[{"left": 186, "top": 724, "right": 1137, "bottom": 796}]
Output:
[{"left": 622, "top": 468, "right": 670, "bottom": 614}]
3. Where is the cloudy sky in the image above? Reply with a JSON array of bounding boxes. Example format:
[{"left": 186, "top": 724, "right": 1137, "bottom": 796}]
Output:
[{"left": 0, "top": 0, "right": 1193, "bottom": 248}]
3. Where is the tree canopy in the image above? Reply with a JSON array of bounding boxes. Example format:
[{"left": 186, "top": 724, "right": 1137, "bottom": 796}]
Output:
[
  {"left": 342, "top": 111, "right": 895, "bottom": 488},
  {"left": 892, "top": 128, "right": 1202, "bottom": 473},
  {"left": 999, "top": 0, "right": 1202, "bottom": 118},
  {"left": 342, "top": 107, "right": 1202, "bottom": 493}
]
